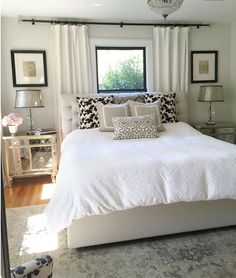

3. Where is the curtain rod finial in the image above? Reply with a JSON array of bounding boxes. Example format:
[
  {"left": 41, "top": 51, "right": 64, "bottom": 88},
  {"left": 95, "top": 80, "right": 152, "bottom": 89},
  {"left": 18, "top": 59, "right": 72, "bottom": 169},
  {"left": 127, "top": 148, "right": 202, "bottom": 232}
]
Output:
[{"left": 18, "top": 17, "right": 22, "bottom": 24}]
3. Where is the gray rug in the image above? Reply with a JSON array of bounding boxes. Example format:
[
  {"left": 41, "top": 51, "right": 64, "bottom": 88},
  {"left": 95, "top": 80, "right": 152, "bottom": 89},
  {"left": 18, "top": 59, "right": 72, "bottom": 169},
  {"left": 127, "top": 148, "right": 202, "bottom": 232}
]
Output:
[{"left": 6, "top": 205, "right": 236, "bottom": 278}]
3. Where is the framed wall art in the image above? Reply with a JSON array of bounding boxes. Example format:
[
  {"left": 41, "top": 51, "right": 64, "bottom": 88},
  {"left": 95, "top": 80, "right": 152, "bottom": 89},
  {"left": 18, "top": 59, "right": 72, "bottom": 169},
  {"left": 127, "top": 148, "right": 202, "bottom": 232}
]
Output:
[
  {"left": 11, "top": 50, "right": 48, "bottom": 87},
  {"left": 191, "top": 51, "right": 218, "bottom": 83}
]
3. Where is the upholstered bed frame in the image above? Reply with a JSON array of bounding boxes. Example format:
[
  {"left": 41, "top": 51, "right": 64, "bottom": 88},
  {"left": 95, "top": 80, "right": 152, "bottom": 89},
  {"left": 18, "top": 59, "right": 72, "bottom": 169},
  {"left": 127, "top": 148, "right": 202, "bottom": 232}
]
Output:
[{"left": 59, "top": 93, "right": 236, "bottom": 248}]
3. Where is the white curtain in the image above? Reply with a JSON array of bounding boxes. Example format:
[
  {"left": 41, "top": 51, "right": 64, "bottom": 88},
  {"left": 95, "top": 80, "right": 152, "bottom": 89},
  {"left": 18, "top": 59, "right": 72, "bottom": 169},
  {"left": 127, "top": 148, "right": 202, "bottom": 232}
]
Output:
[
  {"left": 51, "top": 24, "right": 92, "bottom": 95},
  {"left": 153, "top": 27, "right": 189, "bottom": 122},
  {"left": 51, "top": 24, "right": 92, "bottom": 145}
]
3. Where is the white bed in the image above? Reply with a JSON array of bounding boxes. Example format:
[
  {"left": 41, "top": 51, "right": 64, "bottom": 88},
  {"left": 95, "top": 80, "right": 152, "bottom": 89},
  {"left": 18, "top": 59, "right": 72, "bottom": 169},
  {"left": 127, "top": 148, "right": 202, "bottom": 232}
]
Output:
[{"left": 45, "top": 94, "right": 236, "bottom": 248}]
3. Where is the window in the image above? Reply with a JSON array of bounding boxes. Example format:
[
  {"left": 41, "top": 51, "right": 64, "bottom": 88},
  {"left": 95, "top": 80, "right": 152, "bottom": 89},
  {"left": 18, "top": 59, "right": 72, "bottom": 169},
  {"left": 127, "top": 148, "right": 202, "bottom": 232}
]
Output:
[{"left": 96, "top": 47, "right": 146, "bottom": 93}]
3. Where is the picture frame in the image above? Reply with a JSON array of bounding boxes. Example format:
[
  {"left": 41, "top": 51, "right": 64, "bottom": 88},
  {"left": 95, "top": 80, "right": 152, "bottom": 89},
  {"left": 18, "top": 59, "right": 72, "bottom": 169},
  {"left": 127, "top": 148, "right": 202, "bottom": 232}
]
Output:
[
  {"left": 191, "top": 51, "right": 218, "bottom": 83},
  {"left": 11, "top": 50, "right": 48, "bottom": 87}
]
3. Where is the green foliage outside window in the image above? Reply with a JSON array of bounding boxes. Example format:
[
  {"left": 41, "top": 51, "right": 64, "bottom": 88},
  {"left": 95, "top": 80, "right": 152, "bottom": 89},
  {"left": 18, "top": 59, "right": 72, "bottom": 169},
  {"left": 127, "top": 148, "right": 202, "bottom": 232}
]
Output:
[{"left": 100, "top": 57, "right": 144, "bottom": 90}]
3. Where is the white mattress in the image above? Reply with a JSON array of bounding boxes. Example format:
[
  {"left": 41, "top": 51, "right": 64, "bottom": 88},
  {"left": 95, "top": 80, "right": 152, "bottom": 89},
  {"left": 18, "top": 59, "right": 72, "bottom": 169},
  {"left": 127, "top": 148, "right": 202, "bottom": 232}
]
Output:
[{"left": 45, "top": 122, "right": 236, "bottom": 231}]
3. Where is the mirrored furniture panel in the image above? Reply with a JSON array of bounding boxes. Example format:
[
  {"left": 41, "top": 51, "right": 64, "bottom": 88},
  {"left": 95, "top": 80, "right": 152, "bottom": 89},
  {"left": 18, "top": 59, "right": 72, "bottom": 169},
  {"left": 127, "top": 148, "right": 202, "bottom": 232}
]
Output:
[
  {"left": 191, "top": 122, "right": 235, "bottom": 144},
  {"left": 3, "top": 134, "right": 57, "bottom": 186}
]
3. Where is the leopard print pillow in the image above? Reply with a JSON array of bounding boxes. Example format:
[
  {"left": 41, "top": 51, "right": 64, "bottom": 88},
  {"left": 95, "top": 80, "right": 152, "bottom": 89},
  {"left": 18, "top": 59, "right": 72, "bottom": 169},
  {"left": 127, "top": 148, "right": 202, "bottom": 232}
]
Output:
[
  {"left": 144, "top": 93, "right": 176, "bottom": 123},
  {"left": 77, "top": 96, "right": 114, "bottom": 129}
]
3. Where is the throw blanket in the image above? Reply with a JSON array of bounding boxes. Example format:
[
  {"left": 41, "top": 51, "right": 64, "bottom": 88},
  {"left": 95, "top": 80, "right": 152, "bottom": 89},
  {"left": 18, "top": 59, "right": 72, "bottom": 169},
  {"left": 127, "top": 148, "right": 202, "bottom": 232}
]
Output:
[{"left": 45, "top": 122, "right": 236, "bottom": 231}]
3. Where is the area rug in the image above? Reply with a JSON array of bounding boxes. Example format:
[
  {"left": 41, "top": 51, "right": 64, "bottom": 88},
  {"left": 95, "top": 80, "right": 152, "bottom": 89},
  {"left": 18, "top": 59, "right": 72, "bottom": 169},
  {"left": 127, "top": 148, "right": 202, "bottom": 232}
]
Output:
[{"left": 6, "top": 205, "right": 236, "bottom": 278}]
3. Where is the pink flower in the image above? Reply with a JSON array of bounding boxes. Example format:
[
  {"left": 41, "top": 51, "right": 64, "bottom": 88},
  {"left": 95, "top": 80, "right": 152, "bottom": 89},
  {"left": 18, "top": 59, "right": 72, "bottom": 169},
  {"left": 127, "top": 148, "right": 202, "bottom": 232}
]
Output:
[{"left": 1, "top": 113, "right": 23, "bottom": 127}]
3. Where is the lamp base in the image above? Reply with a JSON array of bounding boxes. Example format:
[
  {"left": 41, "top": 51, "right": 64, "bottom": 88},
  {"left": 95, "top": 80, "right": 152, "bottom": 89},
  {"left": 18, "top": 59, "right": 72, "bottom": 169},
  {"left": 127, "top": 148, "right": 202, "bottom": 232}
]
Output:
[
  {"left": 27, "top": 129, "right": 35, "bottom": 135},
  {"left": 206, "top": 102, "right": 216, "bottom": 126},
  {"left": 27, "top": 108, "right": 35, "bottom": 135},
  {"left": 206, "top": 120, "right": 215, "bottom": 126}
]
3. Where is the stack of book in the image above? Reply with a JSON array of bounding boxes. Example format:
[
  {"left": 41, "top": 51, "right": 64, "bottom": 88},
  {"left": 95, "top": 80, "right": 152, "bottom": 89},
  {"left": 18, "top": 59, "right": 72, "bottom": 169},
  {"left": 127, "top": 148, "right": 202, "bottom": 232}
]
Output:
[{"left": 34, "top": 128, "right": 57, "bottom": 135}]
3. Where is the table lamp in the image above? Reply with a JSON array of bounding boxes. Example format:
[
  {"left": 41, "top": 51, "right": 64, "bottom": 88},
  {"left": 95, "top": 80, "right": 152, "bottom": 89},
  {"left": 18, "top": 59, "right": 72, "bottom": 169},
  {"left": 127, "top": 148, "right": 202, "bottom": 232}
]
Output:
[
  {"left": 15, "top": 90, "right": 44, "bottom": 134},
  {"left": 198, "top": 85, "right": 224, "bottom": 125}
]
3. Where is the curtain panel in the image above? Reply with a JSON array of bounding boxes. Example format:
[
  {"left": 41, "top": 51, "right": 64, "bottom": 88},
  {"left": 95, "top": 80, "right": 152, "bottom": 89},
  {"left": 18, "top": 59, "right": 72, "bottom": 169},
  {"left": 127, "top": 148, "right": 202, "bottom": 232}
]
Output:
[
  {"left": 51, "top": 24, "right": 92, "bottom": 95},
  {"left": 51, "top": 24, "right": 92, "bottom": 146},
  {"left": 153, "top": 27, "right": 190, "bottom": 122}
]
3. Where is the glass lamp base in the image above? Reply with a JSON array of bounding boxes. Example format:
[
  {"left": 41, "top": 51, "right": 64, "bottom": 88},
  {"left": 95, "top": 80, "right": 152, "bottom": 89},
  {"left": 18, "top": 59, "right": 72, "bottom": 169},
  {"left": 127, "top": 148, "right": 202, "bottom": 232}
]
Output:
[
  {"left": 207, "top": 103, "right": 216, "bottom": 126},
  {"left": 27, "top": 129, "right": 35, "bottom": 135},
  {"left": 206, "top": 120, "right": 215, "bottom": 126}
]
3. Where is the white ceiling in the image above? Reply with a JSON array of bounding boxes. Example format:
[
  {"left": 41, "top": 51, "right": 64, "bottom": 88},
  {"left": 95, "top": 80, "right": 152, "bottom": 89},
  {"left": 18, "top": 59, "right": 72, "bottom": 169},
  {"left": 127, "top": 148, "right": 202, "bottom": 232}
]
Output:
[{"left": 1, "top": 0, "right": 236, "bottom": 23}]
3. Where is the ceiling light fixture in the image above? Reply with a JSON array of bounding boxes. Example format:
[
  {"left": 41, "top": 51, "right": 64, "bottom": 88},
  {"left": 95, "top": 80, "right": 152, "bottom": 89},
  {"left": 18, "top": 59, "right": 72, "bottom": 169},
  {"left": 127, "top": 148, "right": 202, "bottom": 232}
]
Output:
[{"left": 147, "top": 0, "right": 184, "bottom": 20}]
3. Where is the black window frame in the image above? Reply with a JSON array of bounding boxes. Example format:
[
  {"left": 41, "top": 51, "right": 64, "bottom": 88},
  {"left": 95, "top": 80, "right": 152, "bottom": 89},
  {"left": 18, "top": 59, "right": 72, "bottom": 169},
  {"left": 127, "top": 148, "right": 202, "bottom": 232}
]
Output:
[{"left": 95, "top": 46, "right": 147, "bottom": 94}]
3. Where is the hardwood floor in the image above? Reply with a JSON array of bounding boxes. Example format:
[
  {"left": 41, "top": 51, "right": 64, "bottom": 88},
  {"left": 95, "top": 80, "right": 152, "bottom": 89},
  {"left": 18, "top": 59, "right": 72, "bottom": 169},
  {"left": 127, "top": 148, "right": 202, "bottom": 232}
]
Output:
[{"left": 4, "top": 175, "right": 56, "bottom": 208}]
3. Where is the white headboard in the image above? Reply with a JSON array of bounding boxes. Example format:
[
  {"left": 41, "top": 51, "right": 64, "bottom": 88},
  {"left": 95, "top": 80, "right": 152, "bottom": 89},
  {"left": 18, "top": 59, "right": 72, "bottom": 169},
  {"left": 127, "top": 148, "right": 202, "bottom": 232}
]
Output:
[
  {"left": 59, "top": 93, "right": 145, "bottom": 138},
  {"left": 60, "top": 94, "right": 80, "bottom": 138},
  {"left": 60, "top": 93, "right": 135, "bottom": 138},
  {"left": 60, "top": 92, "right": 184, "bottom": 139}
]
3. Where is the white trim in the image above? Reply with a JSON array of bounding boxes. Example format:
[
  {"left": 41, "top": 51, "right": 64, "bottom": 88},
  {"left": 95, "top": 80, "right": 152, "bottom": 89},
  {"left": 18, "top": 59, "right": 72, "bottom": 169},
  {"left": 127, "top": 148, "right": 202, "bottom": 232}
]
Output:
[{"left": 90, "top": 38, "right": 153, "bottom": 93}]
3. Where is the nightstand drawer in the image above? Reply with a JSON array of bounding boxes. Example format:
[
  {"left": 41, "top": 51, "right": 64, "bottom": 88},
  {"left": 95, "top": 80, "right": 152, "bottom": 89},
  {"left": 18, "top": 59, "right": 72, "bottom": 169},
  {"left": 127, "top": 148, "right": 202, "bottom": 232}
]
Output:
[
  {"left": 216, "top": 134, "right": 235, "bottom": 144},
  {"left": 191, "top": 122, "right": 235, "bottom": 144},
  {"left": 2, "top": 134, "right": 58, "bottom": 186},
  {"left": 215, "top": 127, "right": 235, "bottom": 134}
]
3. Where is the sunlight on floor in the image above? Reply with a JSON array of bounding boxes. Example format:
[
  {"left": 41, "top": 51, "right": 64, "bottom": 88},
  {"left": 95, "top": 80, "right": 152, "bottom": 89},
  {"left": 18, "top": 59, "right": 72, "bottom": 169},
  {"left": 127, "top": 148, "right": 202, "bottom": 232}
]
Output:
[
  {"left": 41, "top": 183, "right": 56, "bottom": 200},
  {"left": 20, "top": 213, "right": 58, "bottom": 255}
]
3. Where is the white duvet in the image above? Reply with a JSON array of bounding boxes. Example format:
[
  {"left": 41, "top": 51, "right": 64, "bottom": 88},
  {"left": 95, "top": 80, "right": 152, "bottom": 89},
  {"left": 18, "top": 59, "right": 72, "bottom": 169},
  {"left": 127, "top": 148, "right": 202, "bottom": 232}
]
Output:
[{"left": 45, "top": 122, "right": 236, "bottom": 231}]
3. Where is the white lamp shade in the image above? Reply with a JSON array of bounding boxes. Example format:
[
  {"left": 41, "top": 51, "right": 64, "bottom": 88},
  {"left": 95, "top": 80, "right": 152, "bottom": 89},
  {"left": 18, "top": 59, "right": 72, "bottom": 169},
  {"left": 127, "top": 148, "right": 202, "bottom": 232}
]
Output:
[
  {"left": 15, "top": 90, "right": 44, "bottom": 108},
  {"left": 199, "top": 86, "right": 224, "bottom": 102}
]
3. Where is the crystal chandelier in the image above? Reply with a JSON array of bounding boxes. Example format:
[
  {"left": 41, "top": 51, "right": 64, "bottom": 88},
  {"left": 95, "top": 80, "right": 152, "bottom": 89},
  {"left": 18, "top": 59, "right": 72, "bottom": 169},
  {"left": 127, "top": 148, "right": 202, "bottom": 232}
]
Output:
[{"left": 147, "top": 0, "right": 184, "bottom": 20}]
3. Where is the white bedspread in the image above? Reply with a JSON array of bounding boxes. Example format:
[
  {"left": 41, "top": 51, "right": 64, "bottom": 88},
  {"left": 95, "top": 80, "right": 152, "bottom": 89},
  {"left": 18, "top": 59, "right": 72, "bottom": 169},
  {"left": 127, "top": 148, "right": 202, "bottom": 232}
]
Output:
[{"left": 45, "top": 122, "right": 236, "bottom": 231}]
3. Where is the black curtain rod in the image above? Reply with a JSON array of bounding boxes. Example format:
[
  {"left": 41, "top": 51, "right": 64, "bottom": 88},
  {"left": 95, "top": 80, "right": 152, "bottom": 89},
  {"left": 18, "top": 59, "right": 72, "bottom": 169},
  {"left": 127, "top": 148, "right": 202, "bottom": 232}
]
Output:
[{"left": 20, "top": 19, "right": 210, "bottom": 28}]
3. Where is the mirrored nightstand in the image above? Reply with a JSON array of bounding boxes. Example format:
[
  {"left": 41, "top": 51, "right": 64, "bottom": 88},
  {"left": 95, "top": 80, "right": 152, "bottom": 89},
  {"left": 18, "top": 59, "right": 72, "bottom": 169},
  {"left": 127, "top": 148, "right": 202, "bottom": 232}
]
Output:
[
  {"left": 191, "top": 122, "right": 235, "bottom": 144},
  {"left": 2, "top": 134, "right": 58, "bottom": 186}
]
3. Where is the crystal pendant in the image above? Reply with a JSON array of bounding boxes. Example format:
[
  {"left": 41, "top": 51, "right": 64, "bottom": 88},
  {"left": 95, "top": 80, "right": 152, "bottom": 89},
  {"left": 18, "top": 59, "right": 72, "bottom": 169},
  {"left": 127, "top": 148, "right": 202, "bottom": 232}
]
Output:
[{"left": 147, "top": 0, "right": 183, "bottom": 20}]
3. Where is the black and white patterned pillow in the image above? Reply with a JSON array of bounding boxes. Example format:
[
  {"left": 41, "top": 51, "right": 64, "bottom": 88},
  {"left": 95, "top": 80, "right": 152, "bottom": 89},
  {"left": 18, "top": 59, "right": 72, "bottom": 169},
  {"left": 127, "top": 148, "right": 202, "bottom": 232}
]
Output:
[
  {"left": 113, "top": 94, "right": 145, "bottom": 104},
  {"left": 10, "top": 255, "right": 53, "bottom": 278},
  {"left": 77, "top": 96, "right": 113, "bottom": 129},
  {"left": 144, "top": 93, "right": 176, "bottom": 123},
  {"left": 112, "top": 115, "right": 158, "bottom": 140}
]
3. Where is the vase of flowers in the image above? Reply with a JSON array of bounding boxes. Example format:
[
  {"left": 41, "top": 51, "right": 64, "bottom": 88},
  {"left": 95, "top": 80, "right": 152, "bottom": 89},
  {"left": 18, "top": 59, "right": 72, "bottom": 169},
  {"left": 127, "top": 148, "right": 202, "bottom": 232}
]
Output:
[
  {"left": 8, "top": 125, "right": 18, "bottom": 135},
  {"left": 2, "top": 113, "right": 23, "bottom": 136}
]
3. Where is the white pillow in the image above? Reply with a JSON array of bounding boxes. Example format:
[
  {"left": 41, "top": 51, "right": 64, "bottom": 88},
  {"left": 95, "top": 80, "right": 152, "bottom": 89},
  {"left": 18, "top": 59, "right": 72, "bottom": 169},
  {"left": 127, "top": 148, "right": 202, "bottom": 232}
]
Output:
[
  {"left": 128, "top": 100, "right": 165, "bottom": 131},
  {"left": 97, "top": 103, "right": 130, "bottom": 131}
]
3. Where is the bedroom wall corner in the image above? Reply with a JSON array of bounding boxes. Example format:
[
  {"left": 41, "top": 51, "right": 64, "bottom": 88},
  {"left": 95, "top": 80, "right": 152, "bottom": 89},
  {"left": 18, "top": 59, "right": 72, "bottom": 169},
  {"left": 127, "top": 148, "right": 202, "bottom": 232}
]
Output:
[
  {"left": 89, "top": 24, "right": 234, "bottom": 124},
  {"left": 1, "top": 17, "right": 55, "bottom": 134},
  {"left": 1, "top": 20, "right": 234, "bottom": 132},
  {"left": 230, "top": 23, "right": 236, "bottom": 122},
  {"left": 189, "top": 23, "right": 232, "bottom": 124}
]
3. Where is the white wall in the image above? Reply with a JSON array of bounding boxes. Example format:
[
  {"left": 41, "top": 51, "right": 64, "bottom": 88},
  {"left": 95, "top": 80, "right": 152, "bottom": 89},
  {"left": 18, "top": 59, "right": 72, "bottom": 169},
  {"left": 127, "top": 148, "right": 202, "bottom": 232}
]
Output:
[
  {"left": 1, "top": 17, "right": 235, "bottom": 135},
  {"left": 189, "top": 24, "right": 232, "bottom": 123},
  {"left": 230, "top": 23, "right": 236, "bottom": 122},
  {"left": 1, "top": 17, "right": 54, "bottom": 134},
  {"left": 89, "top": 24, "right": 233, "bottom": 123}
]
